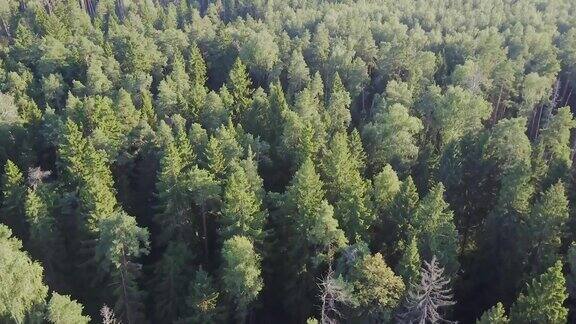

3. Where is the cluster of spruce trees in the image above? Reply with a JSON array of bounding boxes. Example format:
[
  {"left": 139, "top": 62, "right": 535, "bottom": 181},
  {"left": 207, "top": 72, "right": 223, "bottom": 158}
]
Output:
[{"left": 2, "top": 0, "right": 576, "bottom": 323}]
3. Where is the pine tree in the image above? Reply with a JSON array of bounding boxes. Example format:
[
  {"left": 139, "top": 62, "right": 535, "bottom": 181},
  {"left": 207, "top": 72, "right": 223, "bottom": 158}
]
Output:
[
  {"left": 536, "top": 107, "right": 576, "bottom": 186},
  {"left": 363, "top": 103, "right": 423, "bottom": 173},
  {"left": 46, "top": 292, "right": 91, "bottom": 324},
  {"left": 373, "top": 164, "right": 401, "bottom": 213},
  {"left": 0, "top": 224, "right": 48, "bottom": 323},
  {"left": 187, "top": 165, "right": 221, "bottom": 257},
  {"left": 221, "top": 235, "right": 263, "bottom": 322},
  {"left": 95, "top": 211, "right": 149, "bottom": 324},
  {"left": 476, "top": 303, "right": 509, "bottom": 324},
  {"left": 510, "top": 261, "right": 568, "bottom": 324},
  {"left": 398, "top": 256, "right": 456, "bottom": 324}
]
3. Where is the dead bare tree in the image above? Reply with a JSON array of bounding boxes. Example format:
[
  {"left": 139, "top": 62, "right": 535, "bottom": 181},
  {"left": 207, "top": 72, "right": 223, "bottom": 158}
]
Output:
[
  {"left": 101, "top": 305, "right": 121, "bottom": 324},
  {"left": 398, "top": 256, "right": 456, "bottom": 324},
  {"left": 319, "top": 263, "right": 354, "bottom": 324},
  {"left": 27, "top": 167, "right": 51, "bottom": 189}
]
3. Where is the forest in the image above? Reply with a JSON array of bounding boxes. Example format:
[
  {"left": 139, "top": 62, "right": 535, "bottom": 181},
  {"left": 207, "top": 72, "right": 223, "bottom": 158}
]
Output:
[{"left": 2, "top": 0, "right": 576, "bottom": 323}]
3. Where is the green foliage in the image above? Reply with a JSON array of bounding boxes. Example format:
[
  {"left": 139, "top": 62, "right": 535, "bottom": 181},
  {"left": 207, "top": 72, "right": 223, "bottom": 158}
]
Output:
[
  {"left": 0, "top": 224, "right": 48, "bottom": 323},
  {"left": 1, "top": 160, "right": 26, "bottom": 237},
  {"left": 220, "top": 164, "right": 266, "bottom": 242},
  {"left": 476, "top": 302, "right": 509, "bottom": 324},
  {"left": 221, "top": 235, "right": 263, "bottom": 321},
  {"left": 510, "top": 261, "right": 568, "bottom": 324},
  {"left": 363, "top": 103, "right": 423, "bottom": 173},
  {"left": 186, "top": 268, "right": 223, "bottom": 324},
  {"left": 351, "top": 253, "right": 405, "bottom": 321},
  {"left": 46, "top": 292, "right": 90, "bottom": 324}
]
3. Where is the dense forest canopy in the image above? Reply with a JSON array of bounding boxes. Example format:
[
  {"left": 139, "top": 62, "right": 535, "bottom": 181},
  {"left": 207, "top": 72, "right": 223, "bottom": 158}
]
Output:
[{"left": 2, "top": 0, "right": 576, "bottom": 322}]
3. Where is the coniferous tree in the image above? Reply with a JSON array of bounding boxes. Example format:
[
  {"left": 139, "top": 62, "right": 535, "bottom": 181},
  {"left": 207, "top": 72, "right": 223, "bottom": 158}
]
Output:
[
  {"left": 221, "top": 235, "right": 263, "bottom": 322},
  {"left": 0, "top": 224, "right": 48, "bottom": 323},
  {"left": 152, "top": 241, "right": 193, "bottom": 323},
  {"left": 96, "top": 211, "right": 150, "bottom": 324},
  {"left": 397, "top": 236, "right": 422, "bottom": 286},
  {"left": 186, "top": 268, "right": 224, "bottom": 324},
  {"left": 509, "top": 261, "right": 568, "bottom": 324},
  {"left": 1, "top": 160, "right": 26, "bottom": 238},
  {"left": 279, "top": 158, "right": 347, "bottom": 319},
  {"left": 321, "top": 132, "right": 372, "bottom": 241},
  {"left": 412, "top": 183, "right": 459, "bottom": 274},
  {"left": 476, "top": 303, "right": 509, "bottom": 324},
  {"left": 228, "top": 58, "right": 253, "bottom": 122},
  {"left": 220, "top": 164, "right": 267, "bottom": 243},
  {"left": 524, "top": 181, "right": 569, "bottom": 275},
  {"left": 398, "top": 256, "right": 456, "bottom": 324},
  {"left": 46, "top": 292, "right": 91, "bottom": 324},
  {"left": 363, "top": 103, "right": 423, "bottom": 173},
  {"left": 351, "top": 252, "right": 405, "bottom": 322}
]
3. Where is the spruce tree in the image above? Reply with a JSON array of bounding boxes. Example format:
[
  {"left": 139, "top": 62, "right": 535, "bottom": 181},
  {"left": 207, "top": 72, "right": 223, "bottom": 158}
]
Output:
[
  {"left": 325, "top": 73, "right": 352, "bottom": 135},
  {"left": 476, "top": 303, "right": 509, "bottom": 324},
  {"left": 412, "top": 183, "right": 459, "bottom": 274},
  {"left": 525, "top": 181, "right": 569, "bottom": 274},
  {"left": 510, "top": 261, "right": 568, "bottom": 324},
  {"left": 220, "top": 164, "right": 267, "bottom": 243},
  {"left": 321, "top": 132, "right": 372, "bottom": 241},
  {"left": 227, "top": 58, "right": 253, "bottom": 122}
]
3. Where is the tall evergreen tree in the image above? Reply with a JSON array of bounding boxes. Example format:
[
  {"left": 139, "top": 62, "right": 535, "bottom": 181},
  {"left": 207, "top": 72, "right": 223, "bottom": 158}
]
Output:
[
  {"left": 476, "top": 303, "right": 509, "bottom": 324},
  {"left": 221, "top": 235, "right": 263, "bottom": 322},
  {"left": 1, "top": 160, "right": 26, "bottom": 238},
  {"left": 510, "top": 261, "right": 568, "bottom": 324},
  {"left": 321, "top": 132, "right": 372, "bottom": 241},
  {"left": 95, "top": 210, "right": 149, "bottom": 324},
  {"left": 0, "top": 224, "right": 48, "bottom": 323}
]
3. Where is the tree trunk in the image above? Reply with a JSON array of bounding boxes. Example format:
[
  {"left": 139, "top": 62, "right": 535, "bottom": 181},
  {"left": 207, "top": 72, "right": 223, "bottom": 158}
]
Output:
[
  {"left": 492, "top": 85, "right": 504, "bottom": 125},
  {"left": 202, "top": 205, "right": 209, "bottom": 257},
  {"left": 120, "top": 248, "right": 133, "bottom": 324},
  {"left": 1, "top": 18, "right": 11, "bottom": 39}
]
